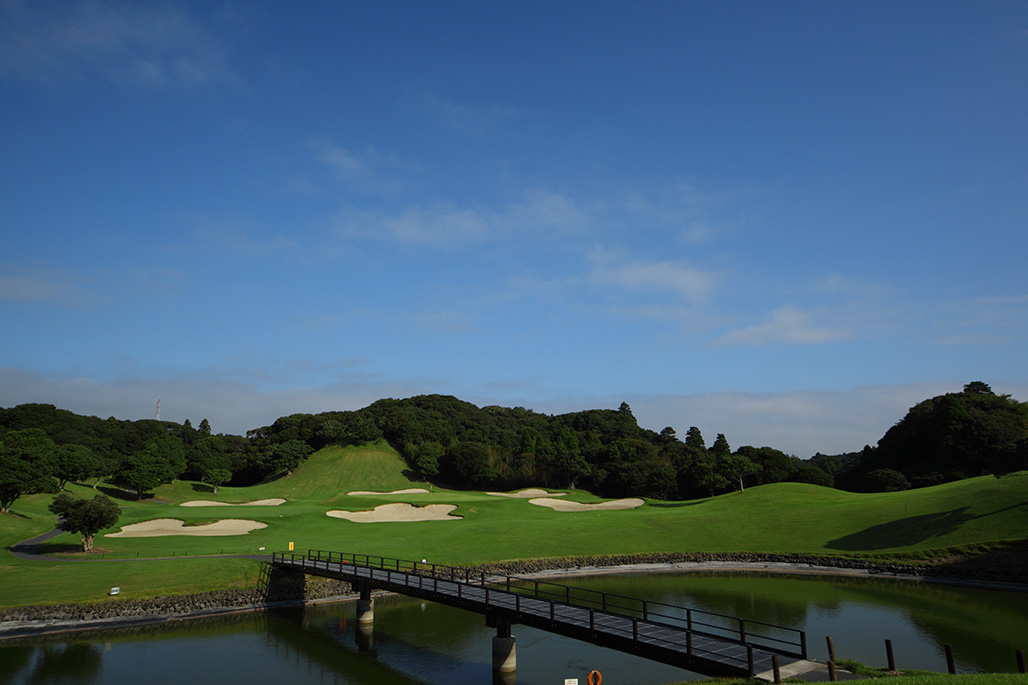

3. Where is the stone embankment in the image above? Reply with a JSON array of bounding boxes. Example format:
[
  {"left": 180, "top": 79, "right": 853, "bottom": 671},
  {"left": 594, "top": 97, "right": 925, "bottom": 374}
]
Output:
[
  {"left": 0, "top": 569, "right": 355, "bottom": 639},
  {"left": 477, "top": 551, "right": 1028, "bottom": 586}
]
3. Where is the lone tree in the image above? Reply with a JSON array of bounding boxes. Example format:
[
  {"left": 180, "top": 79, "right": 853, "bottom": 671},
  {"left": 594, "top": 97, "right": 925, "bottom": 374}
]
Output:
[
  {"left": 204, "top": 467, "right": 232, "bottom": 495},
  {"left": 49, "top": 493, "right": 121, "bottom": 553}
]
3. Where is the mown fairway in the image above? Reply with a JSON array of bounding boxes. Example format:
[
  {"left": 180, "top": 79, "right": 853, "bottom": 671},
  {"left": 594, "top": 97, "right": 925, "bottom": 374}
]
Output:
[{"left": 2, "top": 442, "right": 1027, "bottom": 607}]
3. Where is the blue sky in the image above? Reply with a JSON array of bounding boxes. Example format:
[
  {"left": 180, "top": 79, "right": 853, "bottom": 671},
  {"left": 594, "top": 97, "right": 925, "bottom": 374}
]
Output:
[{"left": 2, "top": 0, "right": 1026, "bottom": 456}]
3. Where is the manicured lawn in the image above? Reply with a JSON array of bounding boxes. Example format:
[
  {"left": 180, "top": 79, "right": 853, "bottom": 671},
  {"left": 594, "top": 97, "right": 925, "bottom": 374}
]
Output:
[{"left": 2, "top": 442, "right": 1027, "bottom": 607}]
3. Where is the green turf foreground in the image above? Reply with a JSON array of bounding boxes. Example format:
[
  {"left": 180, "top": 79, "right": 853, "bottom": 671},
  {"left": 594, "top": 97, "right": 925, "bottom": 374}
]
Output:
[
  {"left": 2, "top": 443, "right": 1027, "bottom": 608},
  {"left": 682, "top": 676, "right": 1028, "bottom": 685}
]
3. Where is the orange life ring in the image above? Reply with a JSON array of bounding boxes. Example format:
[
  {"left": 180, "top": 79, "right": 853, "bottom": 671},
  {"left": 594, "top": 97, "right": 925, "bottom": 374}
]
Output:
[{"left": 587, "top": 670, "right": 602, "bottom": 685}]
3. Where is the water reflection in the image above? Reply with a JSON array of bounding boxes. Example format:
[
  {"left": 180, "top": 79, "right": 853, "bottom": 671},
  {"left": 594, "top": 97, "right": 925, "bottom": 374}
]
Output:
[{"left": 1, "top": 572, "right": 1026, "bottom": 684}]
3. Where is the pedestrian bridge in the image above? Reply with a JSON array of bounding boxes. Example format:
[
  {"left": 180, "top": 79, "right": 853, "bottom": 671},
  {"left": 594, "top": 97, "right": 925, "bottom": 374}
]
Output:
[{"left": 271, "top": 550, "right": 826, "bottom": 681}]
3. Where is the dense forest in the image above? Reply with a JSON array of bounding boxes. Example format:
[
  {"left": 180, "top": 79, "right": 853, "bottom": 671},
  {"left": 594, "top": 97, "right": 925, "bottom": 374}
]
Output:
[{"left": 2, "top": 382, "right": 1026, "bottom": 513}]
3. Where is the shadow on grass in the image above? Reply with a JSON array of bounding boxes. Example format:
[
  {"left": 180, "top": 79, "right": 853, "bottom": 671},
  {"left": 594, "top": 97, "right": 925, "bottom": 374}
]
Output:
[
  {"left": 34, "top": 542, "right": 84, "bottom": 555},
  {"left": 827, "top": 500, "right": 1028, "bottom": 551},
  {"left": 191, "top": 483, "right": 215, "bottom": 493},
  {"left": 827, "top": 508, "right": 974, "bottom": 550},
  {"left": 95, "top": 485, "right": 143, "bottom": 502}
]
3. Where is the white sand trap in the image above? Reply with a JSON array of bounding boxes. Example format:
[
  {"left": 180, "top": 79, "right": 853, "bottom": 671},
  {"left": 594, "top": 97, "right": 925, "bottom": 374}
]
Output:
[
  {"left": 346, "top": 488, "right": 430, "bottom": 496},
  {"left": 326, "top": 502, "right": 460, "bottom": 523},
  {"left": 487, "top": 488, "right": 567, "bottom": 498},
  {"left": 529, "top": 497, "right": 644, "bottom": 512},
  {"left": 180, "top": 498, "right": 285, "bottom": 507},
  {"left": 106, "top": 518, "right": 268, "bottom": 537}
]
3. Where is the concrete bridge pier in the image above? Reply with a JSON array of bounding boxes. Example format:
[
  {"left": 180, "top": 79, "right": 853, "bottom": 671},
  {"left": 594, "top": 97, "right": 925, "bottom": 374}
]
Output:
[
  {"left": 491, "top": 619, "right": 516, "bottom": 679},
  {"left": 355, "top": 585, "right": 375, "bottom": 654},
  {"left": 355, "top": 584, "right": 375, "bottom": 625}
]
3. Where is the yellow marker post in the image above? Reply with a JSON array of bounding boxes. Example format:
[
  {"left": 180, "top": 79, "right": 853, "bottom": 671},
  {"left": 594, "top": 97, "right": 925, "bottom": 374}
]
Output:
[{"left": 288, "top": 541, "right": 294, "bottom": 551}]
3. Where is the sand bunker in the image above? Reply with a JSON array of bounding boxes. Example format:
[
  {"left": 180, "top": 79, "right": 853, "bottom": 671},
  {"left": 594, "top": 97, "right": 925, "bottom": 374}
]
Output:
[
  {"left": 180, "top": 498, "right": 285, "bottom": 507},
  {"left": 326, "top": 502, "right": 460, "bottom": 523},
  {"left": 487, "top": 488, "right": 567, "bottom": 498},
  {"left": 106, "top": 518, "right": 268, "bottom": 537},
  {"left": 346, "top": 488, "right": 430, "bottom": 496},
  {"left": 529, "top": 497, "right": 644, "bottom": 512}
]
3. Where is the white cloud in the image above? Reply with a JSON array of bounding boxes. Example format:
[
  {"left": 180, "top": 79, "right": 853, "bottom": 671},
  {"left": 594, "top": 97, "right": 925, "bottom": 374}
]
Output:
[
  {"left": 588, "top": 251, "right": 716, "bottom": 304},
  {"left": 718, "top": 304, "right": 852, "bottom": 345},
  {"left": 0, "top": 0, "right": 235, "bottom": 87}
]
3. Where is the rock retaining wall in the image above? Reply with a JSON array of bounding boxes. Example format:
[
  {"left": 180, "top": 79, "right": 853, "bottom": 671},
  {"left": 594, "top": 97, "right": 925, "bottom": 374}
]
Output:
[
  {"left": 0, "top": 566, "right": 356, "bottom": 633},
  {"left": 475, "top": 551, "right": 1023, "bottom": 583}
]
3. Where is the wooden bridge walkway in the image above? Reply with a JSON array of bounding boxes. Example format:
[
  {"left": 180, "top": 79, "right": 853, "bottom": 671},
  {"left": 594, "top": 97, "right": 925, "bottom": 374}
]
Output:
[{"left": 272, "top": 550, "right": 819, "bottom": 680}]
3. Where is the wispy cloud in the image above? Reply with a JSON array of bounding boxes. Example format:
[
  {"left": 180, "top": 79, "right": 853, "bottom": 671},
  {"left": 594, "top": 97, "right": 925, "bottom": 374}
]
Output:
[
  {"left": 189, "top": 223, "right": 299, "bottom": 258},
  {"left": 308, "top": 139, "right": 412, "bottom": 194},
  {"left": 929, "top": 293, "right": 1028, "bottom": 345},
  {"left": 610, "top": 180, "right": 744, "bottom": 243},
  {"left": 412, "top": 90, "right": 527, "bottom": 134},
  {"left": 0, "top": 0, "right": 235, "bottom": 87},
  {"left": 0, "top": 264, "right": 88, "bottom": 304},
  {"left": 415, "top": 310, "right": 477, "bottom": 334},
  {"left": 718, "top": 304, "right": 852, "bottom": 345},
  {"left": 332, "top": 189, "right": 588, "bottom": 249},
  {"left": 587, "top": 249, "right": 717, "bottom": 304}
]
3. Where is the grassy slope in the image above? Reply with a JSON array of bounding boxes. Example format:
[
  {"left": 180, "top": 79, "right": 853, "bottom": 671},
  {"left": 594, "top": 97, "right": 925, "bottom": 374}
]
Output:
[{"left": 1, "top": 441, "right": 1026, "bottom": 607}]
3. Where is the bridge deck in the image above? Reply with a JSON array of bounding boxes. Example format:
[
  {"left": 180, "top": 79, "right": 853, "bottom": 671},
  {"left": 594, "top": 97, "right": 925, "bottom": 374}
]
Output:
[{"left": 271, "top": 551, "right": 813, "bottom": 679}]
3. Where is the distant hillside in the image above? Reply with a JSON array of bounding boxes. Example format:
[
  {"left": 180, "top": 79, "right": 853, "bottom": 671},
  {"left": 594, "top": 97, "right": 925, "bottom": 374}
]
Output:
[{"left": 3, "top": 383, "right": 1026, "bottom": 512}]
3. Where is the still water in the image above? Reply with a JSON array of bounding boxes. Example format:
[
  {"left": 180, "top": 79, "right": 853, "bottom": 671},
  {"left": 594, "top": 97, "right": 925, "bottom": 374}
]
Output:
[{"left": 2, "top": 572, "right": 1026, "bottom": 685}]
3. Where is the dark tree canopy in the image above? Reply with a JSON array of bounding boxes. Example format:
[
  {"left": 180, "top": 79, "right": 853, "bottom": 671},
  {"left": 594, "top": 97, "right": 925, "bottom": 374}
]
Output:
[
  {"left": 4, "top": 382, "right": 1026, "bottom": 503},
  {"left": 0, "top": 429, "right": 59, "bottom": 513},
  {"left": 871, "top": 382, "right": 1028, "bottom": 483}
]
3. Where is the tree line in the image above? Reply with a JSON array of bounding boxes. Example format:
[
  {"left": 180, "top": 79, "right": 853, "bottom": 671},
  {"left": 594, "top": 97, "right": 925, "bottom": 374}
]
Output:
[{"left": 2, "top": 382, "right": 1026, "bottom": 516}]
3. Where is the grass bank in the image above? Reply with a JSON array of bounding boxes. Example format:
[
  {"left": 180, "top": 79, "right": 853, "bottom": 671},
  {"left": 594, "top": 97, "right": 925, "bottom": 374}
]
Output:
[{"left": 2, "top": 442, "right": 1027, "bottom": 608}]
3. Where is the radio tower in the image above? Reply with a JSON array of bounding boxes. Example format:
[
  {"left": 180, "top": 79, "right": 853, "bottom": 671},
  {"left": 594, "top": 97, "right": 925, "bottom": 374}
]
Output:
[{"left": 155, "top": 399, "right": 162, "bottom": 421}]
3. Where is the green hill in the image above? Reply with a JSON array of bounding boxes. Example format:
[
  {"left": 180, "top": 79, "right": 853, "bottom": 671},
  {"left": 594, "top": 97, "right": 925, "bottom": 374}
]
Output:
[{"left": 155, "top": 440, "right": 418, "bottom": 504}]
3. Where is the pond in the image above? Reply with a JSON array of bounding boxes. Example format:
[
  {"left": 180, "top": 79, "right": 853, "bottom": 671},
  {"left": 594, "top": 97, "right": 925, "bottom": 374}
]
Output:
[{"left": 2, "top": 571, "right": 1026, "bottom": 684}]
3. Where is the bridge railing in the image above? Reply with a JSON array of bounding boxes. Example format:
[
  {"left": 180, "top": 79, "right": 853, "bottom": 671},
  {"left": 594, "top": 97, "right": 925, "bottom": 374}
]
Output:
[
  {"left": 276, "top": 549, "right": 806, "bottom": 659},
  {"left": 499, "top": 574, "right": 805, "bottom": 657}
]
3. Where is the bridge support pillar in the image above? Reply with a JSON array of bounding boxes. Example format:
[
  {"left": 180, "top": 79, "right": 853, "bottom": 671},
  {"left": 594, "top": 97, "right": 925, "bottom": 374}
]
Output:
[
  {"left": 356, "top": 585, "right": 374, "bottom": 625},
  {"left": 492, "top": 620, "right": 516, "bottom": 676},
  {"left": 354, "top": 585, "right": 375, "bottom": 653}
]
